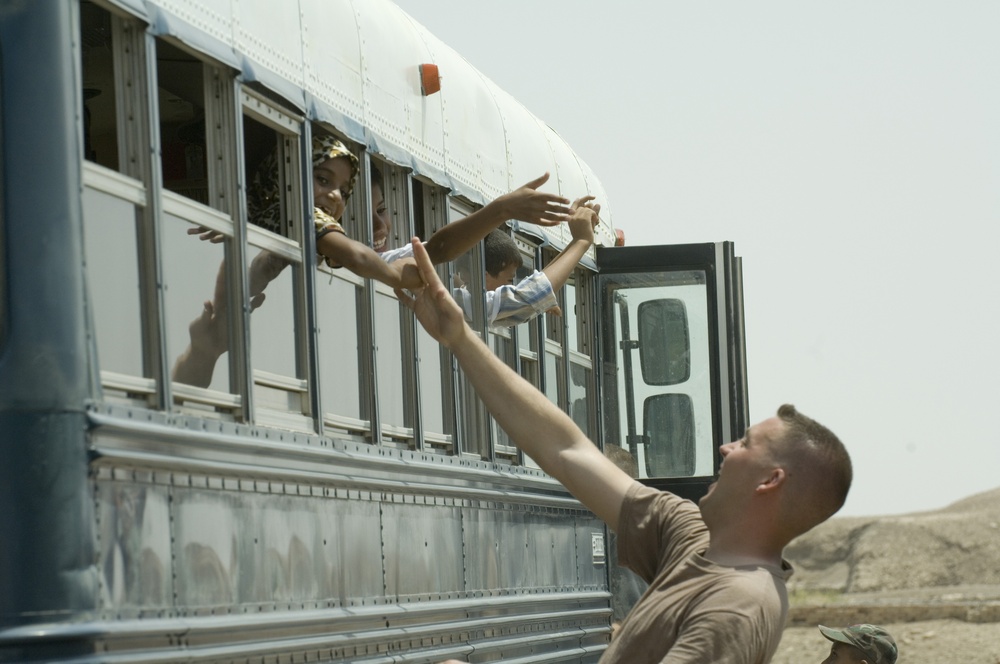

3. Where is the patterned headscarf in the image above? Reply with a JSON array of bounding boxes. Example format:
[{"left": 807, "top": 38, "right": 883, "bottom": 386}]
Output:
[
  {"left": 311, "top": 134, "right": 359, "bottom": 200},
  {"left": 248, "top": 135, "right": 360, "bottom": 234}
]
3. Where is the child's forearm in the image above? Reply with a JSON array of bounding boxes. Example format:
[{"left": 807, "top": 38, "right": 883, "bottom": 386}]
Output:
[
  {"left": 541, "top": 238, "right": 592, "bottom": 293},
  {"left": 422, "top": 200, "right": 508, "bottom": 264},
  {"left": 319, "top": 232, "right": 405, "bottom": 287}
]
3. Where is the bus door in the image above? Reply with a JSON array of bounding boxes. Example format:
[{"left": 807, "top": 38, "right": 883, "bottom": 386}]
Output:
[
  {"left": 597, "top": 241, "right": 748, "bottom": 497},
  {"left": 596, "top": 241, "right": 749, "bottom": 622}
]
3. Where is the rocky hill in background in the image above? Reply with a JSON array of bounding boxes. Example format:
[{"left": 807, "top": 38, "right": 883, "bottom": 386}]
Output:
[
  {"left": 787, "top": 487, "right": 1000, "bottom": 593},
  {"left": 783, "top": 486, "right": 1000, "bottom": 626},
  {"left": 773, "top": 487, "right": 1000, "bottom": 663}
]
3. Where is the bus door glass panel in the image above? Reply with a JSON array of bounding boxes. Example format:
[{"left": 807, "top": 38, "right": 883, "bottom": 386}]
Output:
[
  {"left": 605, "top": 271, "right": 714, "bottom": 480},
  {"left": 155, "top": 39, "right": 210, "bottom": 207},
  {"left": 161, "top": 208, "right": 233, "bottom": 397},
  {"left": 82, "top": 176, "right": 145, "bottom": 382}
]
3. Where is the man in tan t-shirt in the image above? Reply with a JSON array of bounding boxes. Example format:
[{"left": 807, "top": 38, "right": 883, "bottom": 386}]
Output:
[{"left": 397, "top": 239, "right": 853, "bottom": 664}]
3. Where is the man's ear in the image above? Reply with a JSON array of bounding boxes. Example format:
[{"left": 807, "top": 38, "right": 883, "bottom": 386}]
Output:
[{"left": 755, "top": 467, "right": 785, "bottom": 494}]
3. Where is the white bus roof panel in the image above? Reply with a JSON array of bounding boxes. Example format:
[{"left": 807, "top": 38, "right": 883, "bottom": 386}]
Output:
[{"left": 137, "top": 0, "right": 616, "bottom": 244}]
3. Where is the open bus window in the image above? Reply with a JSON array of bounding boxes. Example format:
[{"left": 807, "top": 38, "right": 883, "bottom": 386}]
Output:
[
  {"left": 155, "top": 39, "right": 209, "bottom": 206},
  {"left": 234, "top": 101, "right": 310, "bottom": 428},
  {"left": 244, "top": 116, "right": 295, "bottom": 239},
  {"left": 80, "top": 1, "right": 119, "bottom": 170},
  {"left": 313, "top": 130, "right": 366, "bottom": 438}
]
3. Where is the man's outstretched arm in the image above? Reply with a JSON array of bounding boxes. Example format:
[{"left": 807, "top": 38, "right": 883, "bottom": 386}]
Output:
[{"left": 396, "top": 238, "right": 635, "bottom": 531}]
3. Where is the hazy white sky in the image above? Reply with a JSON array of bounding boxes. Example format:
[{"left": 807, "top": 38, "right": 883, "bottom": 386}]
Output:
[{"left": 394, "top": 0, "right": 1000, "bottom": 517}]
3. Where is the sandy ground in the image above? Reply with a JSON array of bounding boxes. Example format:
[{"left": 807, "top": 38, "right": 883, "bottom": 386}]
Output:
[{"left": 771, "top": 619, "right": 1000, "bottom": 663}]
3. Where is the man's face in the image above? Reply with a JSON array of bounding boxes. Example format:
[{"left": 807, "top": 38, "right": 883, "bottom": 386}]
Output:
[
  {"left": 821, "top": 642, "right": 867, "bottom": 664},
  {"left": 699, "top": 416, "right": 785, "bottom": 525}
]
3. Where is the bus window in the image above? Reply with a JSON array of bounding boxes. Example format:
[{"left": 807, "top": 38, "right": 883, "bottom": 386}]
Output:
[
  {"left": 370, "top": 164, "right": 409, "bottom": 446},
  {"left": 414, "top": 183, "right": 451, "bottom": 452},
  {"left": 566, "top": 269, "right": 597, "bottom": 439},
  {"left": 237, "top": 102, "right": 310, "bottom": 429},
  {"left": 80, "top": 1, "right": 119, "bottom": 171},
  {"left": 514, "top": 264, "right": 541, "bottom": 390},
  {"left": 78, "top": 4, "right": 155, "bottom": 402},
  {"left": 542, "top": 247, "right": 566, "bottom": 410},
  {"left": 161, "top": 62, "right": 243, "bottom": 412},
  {"left": 448, "top": 199, "right": 490, "bottom": 458},
  {"left": 162, "top": 210, "right": 236, "bottom": 403},
  {"left": 155, "top": 39, "right": 209, "bottom": 207},
  {"left": 314, "top": 135, "right": 365, "bottom": 438}
]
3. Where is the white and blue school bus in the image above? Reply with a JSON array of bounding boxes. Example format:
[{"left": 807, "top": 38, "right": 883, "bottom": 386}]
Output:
[{"left": 0, "top": 1, "right": 747, "bottom": 662}]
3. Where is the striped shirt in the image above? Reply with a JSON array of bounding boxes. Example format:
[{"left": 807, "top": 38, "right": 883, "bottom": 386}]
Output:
[{"left": 382, "top": 244, "right": 556, "bottom": 329}]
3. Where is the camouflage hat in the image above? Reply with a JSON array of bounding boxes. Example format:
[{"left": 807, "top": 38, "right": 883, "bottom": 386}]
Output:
[{"left": 819, "top": 624, "right": 898, "bottom": 664}]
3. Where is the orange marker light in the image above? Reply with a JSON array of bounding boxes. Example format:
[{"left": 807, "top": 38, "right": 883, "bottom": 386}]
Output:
[{"left": 419, "top": 64, "right": 441, "bottom": 96}]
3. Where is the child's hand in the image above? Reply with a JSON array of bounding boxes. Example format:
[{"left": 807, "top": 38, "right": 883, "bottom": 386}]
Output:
[
  {"left": 495, "top": 173, "right": 571, "bottom": 226},
  {"left": 393, "top": 257, "right": 424, "bottom": 291},
  {"left": 568, "top": 196, "right": 600, "bottom": 243}
]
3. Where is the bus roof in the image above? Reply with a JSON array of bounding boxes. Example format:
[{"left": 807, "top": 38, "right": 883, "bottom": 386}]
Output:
[{"left": 114, "top": 0, "right": 616, "bottom": 248}]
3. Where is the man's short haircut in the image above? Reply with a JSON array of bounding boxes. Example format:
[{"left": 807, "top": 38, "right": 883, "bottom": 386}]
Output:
[
  {"left": 484, "top": 229, "right": 521, "bottom": 277},
  {"left": 371, "top": 163, "right": 383, "bottom": 190},
  {"left": 773, "top": 404, "right": 852, "bottom": 537}
]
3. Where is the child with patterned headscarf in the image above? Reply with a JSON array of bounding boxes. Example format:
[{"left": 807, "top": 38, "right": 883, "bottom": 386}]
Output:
[{"left": 248, "top": 135, "right": 361, "bottom": 269}]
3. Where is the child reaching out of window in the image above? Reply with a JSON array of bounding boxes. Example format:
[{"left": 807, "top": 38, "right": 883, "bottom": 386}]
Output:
[{"left": 454, "top": 196, "right": 601, "bottom": 330}]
